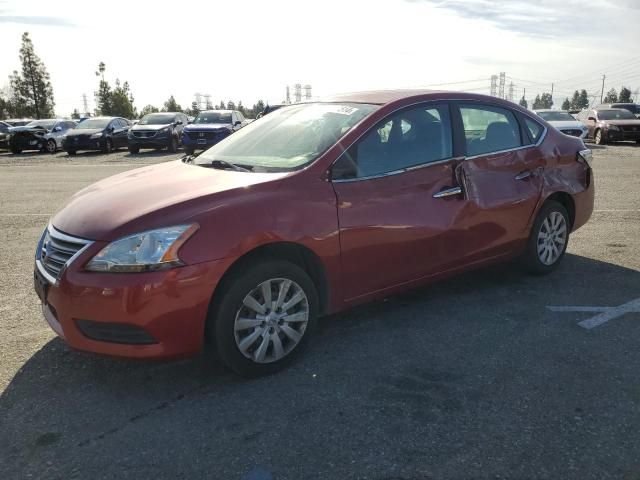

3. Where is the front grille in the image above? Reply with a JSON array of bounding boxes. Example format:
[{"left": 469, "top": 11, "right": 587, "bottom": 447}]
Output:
[
  {"left": 37, "top": 227, "right": 91, "bottom": 281},
  {"left": 184, "top": 130, "right": 229, "bottom": 141},
  {"left": 561, "top": 129, "right": 583, "bottom": 137},
  {"left": 75, "top": 319, "right": 157, "bottom": 344},
  {"left": 132, "top": 130, "right": 156, "bottom": 138}
]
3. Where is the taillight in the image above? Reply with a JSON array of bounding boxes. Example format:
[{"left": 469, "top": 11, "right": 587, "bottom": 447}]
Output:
[{"left": 577, "top": 149, "right": 593, "bottom": 167}]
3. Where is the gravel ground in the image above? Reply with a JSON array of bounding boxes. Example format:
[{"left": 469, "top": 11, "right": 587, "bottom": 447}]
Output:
[{"left": 0, "top": 143, "right": 639, "bottom": 479}]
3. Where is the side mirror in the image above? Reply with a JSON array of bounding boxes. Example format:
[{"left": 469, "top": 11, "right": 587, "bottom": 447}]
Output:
[
  {"left": 187, "top": 120, "right": 193, "bottom": 124},
  {"left": 234, "top": 120, "right": 241, "bottom": 126},
  {"left": 109, "top": 126, "right": 115, "bottom": 132},
  {"left": 53, "top": 126, "right": 62, "bottom": 132},
  {"left": 175, "top": 121, "right": 183, "bottom": 126},
  {"left": 587, "top": 117, "right": 596, "bottom": 121}
]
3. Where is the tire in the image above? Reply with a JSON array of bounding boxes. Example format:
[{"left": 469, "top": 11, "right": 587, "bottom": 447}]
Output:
[
  {"left": 102, "top": 138, "right": 113, "bottom": 154},
  {"left": 66, "top": 150, "right": 76, "bottom": 156},
  {"left": 594, "top": 129, "right": 605, "bottom": 145},
  {"left": 209, "top": 260, "right": 319, "bottom": 377},
  {"left": 168, "top": 136, "right": 178, "bottom": 153},
  {"left": 10, "top": 146, "right": 21, "bottom": 154},
  {"left": 185, "top": 147, "right": 195, "bottom": 156},
  {"left": 636, "top": 139, "right": 640, "bottom": 145},
  {"left": 522, "top": 200, "right": 570, "bottom": 275},
  {"left": 128, "top": 146, "right": 140, "bottom": 154},
  {"left": 45, "top": 139, "right": 57, "bottom": 154}
]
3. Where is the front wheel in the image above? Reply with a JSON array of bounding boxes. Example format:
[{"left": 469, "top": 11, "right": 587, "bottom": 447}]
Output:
[
  {"left": 522, "top": 200, "right": 570, "bottom": 275},
  {"left": 210, "top": 260, "right": 318, "bottom": 377},
  {"left": 168, "top": 136, "right": 178, "bottom": 153},
  {"left": 128, "top": 146, "right": 139, "bottom": 154},
  {"left": 10, "top": 147, "right": 21, "bottom": 154},
  {"left": 66, "top": 150, "right": 76, "bottom": 156},
  {"left": 45, "top": 139, "right": 57, "bottom": 154},
  {"left": 184, "top": 147, "right": 195, "bottom": 155},
  {"left": 594, "top": 129, "right": 605, "bottom": 145},
  {"left": 102, "top": 138, "right": 113, "bottom": 154}
]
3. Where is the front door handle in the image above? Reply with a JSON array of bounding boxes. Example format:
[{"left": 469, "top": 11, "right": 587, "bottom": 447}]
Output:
[{"left": 433, "top": 186, "right": 462, "bottom": 198}]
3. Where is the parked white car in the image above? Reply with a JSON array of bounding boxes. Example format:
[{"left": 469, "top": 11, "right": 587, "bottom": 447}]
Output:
[{"left": 533, "top": 110, "right": 588, "bottom": 139}]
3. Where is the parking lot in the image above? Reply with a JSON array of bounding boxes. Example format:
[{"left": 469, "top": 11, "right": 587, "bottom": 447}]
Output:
[{"left": 0, "top": 144, "right": 639, "bottom": 479}]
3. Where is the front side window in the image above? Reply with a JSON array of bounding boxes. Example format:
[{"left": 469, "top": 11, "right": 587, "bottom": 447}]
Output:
[
  {"left": 195, "top": 103, "right": 377, "bottom": 172},
  {"left": 597, "top": 109, "right": 636, "bottom": 120},
  {"left": 332, "top": 104, "right": 453, "bottom": 180},
  {"left": 460, "top": 104, "right": 521, "bottom": 156}
]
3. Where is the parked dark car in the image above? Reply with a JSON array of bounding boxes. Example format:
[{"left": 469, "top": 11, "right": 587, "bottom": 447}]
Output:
[
  {"left": 63, "top": 117, "right": 131, "bottom": 155},
  {"left": 127, "top": 112, "right": 188, "bottom": 153},
  {"left": 8, "top": 119, "right": 77, "bottom": 154},
  {"left": 578, "top": 108, "right": 640, "bottom": 144},
  {"left": 34, "top": 90, "right": 594, "bottom": 376},
  {"left": 181, "top": 110, "right": 247, "bottom": 155},
  {"left": 0, "top": 121, "right": 10, "bottom": 150},
  {"left": 596, "top": 103, "right": 640, "bottom": 118}
]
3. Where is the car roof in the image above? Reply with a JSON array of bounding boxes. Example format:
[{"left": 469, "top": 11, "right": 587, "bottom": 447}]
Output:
[
  {"left": 533, "top": 109, "right": 562, "bottom": 113},
  {"left": 199, "top": 110, "right": 233, "bottom": 114}
]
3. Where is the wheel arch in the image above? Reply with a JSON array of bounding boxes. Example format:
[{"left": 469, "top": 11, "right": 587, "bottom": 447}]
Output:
[
  {"left": 207, "top": 241, "right": 331, "bottom": 339},
  {"left": 544, "top": 191, "right": 575, "bottom": 229}
]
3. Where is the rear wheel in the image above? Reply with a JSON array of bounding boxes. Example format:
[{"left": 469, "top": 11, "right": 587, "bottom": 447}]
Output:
[
  {"left": 10, "top": 147, "right": 21, "bottom": 154},
  {"left": 522, "top": 200, "right": 570, "bottom": 275},
  {"left": 102, "top": 138, "right": 113, "bottom": 154},
  {"left": 66, "top": 150, "right": 76, "bottom": 156},
  {"left": 594, "top": 129, "right": 605, "bottom": 145},
  {"left": 128, "top": 146, "right": 140, "bottom": 154},
  {"left": 45, "top": 139, "right": 57, "bottom": 154},
  {"left": 209, "top": 260, "right": 318, "bottom": 377}
]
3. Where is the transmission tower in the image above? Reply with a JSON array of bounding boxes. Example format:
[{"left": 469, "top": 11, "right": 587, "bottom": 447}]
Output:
[
  {"left": 304, "top": 84, "right": 312, "bottom": 100},
  {"left": 498, "top": 72, "right": 506, "bottom": 99},
  {"left": 286, "top": 86, "right": 291, "bottom": 104},
  {"left": 82, "top": 93, "right": 89, "bottom": 116},
  {"left": 195, "top": 93, "right": 202, "bottom": 110},
  {"left": 294, "top": 84, "right": 302, "bottom": 103},
  {"left": 508, "top": 82, "right": 514, "bottom": 102},
  {"left": 203, "top": 94, "right": 212, "bottom": 110},
  {"left": 490, "top": 75, "right": 498, "bottom": 97}
]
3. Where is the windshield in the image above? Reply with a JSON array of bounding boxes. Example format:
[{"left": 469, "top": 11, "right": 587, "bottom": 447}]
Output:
[
  {"left": 76, "top": 118, "right": 111, "bottom": 129},
  {"left": 537, "top": 111, "right": 575, "bottom": 122},
  {"left": 27, "top": 120, "right": 56, "bottom": 130},
  {"left": 598, "top": 109, "right": 636, "bottom": 120},
  {"left": 139, "top": 113, "right": 176, "bottom": 125},
  {"left": 195, "top": 103, "right": 378, "bottom": 171},
  {"left": 613, "top": 104, "right": 640, "bottom": 114},
  {"left": 194, "top": 112, "right": 232, "bottom": 124}
]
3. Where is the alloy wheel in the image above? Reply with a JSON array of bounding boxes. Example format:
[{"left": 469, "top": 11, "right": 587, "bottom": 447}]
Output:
[
  {"left": 234, "top": 278, "right": 309, "bottom": 364},
  {"left": 537, "top": 211, "right": 567, "bottom": 265},
  {"left": 46, "top": 139, "right": 56, "bottom": 153}
]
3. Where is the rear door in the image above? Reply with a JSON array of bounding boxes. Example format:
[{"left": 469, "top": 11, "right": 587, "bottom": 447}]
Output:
[{"left": 453, "top": 102, "right": 545, "bottom": 257}]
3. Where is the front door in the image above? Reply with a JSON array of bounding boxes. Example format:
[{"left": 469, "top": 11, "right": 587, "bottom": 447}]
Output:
[{"left": 331, "top": 103, "right": 471, "bottom": 301}]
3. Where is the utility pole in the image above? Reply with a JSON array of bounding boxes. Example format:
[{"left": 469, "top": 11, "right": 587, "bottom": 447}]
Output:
[
  {"left": 550, "top": 83, "right": 554, "bottom": 106},
  {"left": 490, "top": 75, "right": 498, "bottom": 97},
  {"left": 498, "top": 72, "right": 506, "bottom": 99},
  {"left": 82, "top": 93, "right": 89, "bottom": 116},
  {"left": 508, "top": 82, "right": 514, "bottom": 102},
  {"left": 600, "top": 75, "right": 605, "bottom": 103}
]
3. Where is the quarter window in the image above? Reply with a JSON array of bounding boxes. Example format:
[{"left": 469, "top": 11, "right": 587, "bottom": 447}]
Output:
[
  {"left": 459, "top": 105, "right": 522, "bottom": 156},
  {"left": 332, "top": 104, "right": 453, "bottom": 180},
  {"left": 524, "top": 117, "right": 543, "bottom": 143}
]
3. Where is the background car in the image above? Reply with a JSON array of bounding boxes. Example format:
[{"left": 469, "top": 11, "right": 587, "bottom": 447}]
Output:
[
  {"left": 534, "top": 109, "right": 588, "bottom": 138},
  {"left": 577, "top": 108, "right": 640, "bottom": 144},
  {"left": 181, "top": 110, "right": 247, "bottom": 155},
  {"left": 4, "top": 118, "right": 34, "bottom": 127},
  {"left": 62, "top": 117, "right": 131, "bottom": 155},
  {"left": 0, "top": 121, "right": 10, "bottom": 150},
  {"left": 596, "top": 103, "right": 640, "bottom": 119},
  {"left": 8, "top": 119, "right": 77, "bottom": 154},
  {"left": 127, "top": 112, "right": 188, "bottom": 153}
]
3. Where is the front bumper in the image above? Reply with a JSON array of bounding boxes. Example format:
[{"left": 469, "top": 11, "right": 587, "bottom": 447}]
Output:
[
  {"left": 35, "top": 240, "right": 236, "bottom": 359},
  {"left": 128, "top": 134, "right": 172, "bottom": 149},
  {"left": 181, "top": 130, "right": 231, "bottom": 150},
  {"left": 10, "top": 134, "right": 44, "bottom": 151},
  {"left": 606, "top": 128, "right": 640, "bottom": 142},
  {"left": 63, "top": 136, "right": 106, "bottom": 151}
]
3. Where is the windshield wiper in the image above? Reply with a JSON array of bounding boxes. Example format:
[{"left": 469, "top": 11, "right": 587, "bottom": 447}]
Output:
[{"left": 209, "top": 159, "right": 252, "bottom": 172}]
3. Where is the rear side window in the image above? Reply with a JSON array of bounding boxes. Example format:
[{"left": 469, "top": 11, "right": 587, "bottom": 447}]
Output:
[
  {"left": 332, "top": 104, "right": 453, "bottom": 180},
  {"left": 524, "top": 117, "right": 543, "bottom": 143},
  {"left": 459, "top": 105, "right": 522, "bottom": 156}
]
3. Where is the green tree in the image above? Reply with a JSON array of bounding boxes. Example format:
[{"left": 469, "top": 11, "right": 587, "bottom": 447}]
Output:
[
  {"left": 110, "top": 79, "right": 136, "bottom": 118},
  {"left": 532, "top": 94, "right": 542, "bottom": 109},
  {"left": 578, "top": 90, "right": 589, "bottom": 109},
  {"left": 570, "top": 90, "right": 580, "bottom": 109},
  {"left": 518, "top": 96, "right": 528, "bottom": 109},
  {"left": 540, "top": 92, "right": 553, "bottom": 108},
  {"left": 251, "top": 99, "right": 265, "bottom": 117},
  {"left": 163, "top": 95, "right": 182, "bottom": 112},
  {"left": 217, "top": 100, "right": 225, "bottom": 110},
  {"left": 71, "top": 108, "right": 81, "bottom": 119},
  {"left": 619, "top": 86, "right": 632, "bottom": 103},
  {"left": 603, "top": 88, "right": 618, "bottom": 103},
  {"left": 188, "top": 101, "right": 199, "bottom": 117},
  {"left": 140, "top": 104, "right": 159, "bottom": 117},
  {"left": 561, "top": 98, "right": 571, "bottom": 110},
  {"left": 9, "top": 32, "right": 55, "bottom": 119},
  {"left": 226, "top": 100, "right": 236, "bottom": 110},
  {"left": 94, "top": 62, "right": 112, "bottom": 115}
]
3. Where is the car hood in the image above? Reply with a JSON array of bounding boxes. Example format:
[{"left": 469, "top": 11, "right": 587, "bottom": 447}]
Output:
[
  {"left": 603, "top": 119, "right": 640, "bottom": 126},
  {"left": 184, "top": 123, "right": 232, "bottom": 131},
  {"left": 131, "top": 123, "right": 172, "bottom": 131},
  {"left": 548, "top": 120, "right": 585, "bottom": 129},
  {"left": 8, "top": 125, "right": 49, "bottom": 133},
  {"left": 66, "top": 128, "right": 103, "bottom": 136},
  {"left": 51, "top": 160, "right": 289, "bottom": 241}
]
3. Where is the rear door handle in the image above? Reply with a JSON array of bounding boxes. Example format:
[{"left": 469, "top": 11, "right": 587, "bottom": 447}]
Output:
[{"left": 433, "top": 186, "right": 462, "bottom": 198}]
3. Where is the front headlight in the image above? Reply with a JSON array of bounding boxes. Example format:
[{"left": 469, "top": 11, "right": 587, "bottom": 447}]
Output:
[
  {"left": 85, "top": 224, "right": 199, "bottom": 272},
  {"left": 90, "top": 132, "right": 103, "bottom": 139}
]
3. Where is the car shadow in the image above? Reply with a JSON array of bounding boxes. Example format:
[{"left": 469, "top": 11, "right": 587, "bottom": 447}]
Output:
[{"left": 1, "top": 253, "right": 639, "bottom": 475}]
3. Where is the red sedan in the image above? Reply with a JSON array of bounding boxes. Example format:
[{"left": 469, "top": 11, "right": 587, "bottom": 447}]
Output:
[{"left": 34, "top": 90, "right": 594, "bottom": 376}]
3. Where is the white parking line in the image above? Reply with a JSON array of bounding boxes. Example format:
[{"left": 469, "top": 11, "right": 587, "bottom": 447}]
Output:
[
  {"left": 547, "top": 297, "right": 640, "bottom": 329},
  {"left": 0, "top": 213, "right": 51, "bottom": 216}
]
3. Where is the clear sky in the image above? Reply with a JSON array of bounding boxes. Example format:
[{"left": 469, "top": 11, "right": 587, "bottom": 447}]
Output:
[{"left": 1, "top": 0, "right": 639, "bottom": 116}]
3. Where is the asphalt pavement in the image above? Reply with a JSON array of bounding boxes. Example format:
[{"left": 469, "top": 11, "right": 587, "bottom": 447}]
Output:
[{"left": 0, "top": 144, "right": 639, "bottom": 479}]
